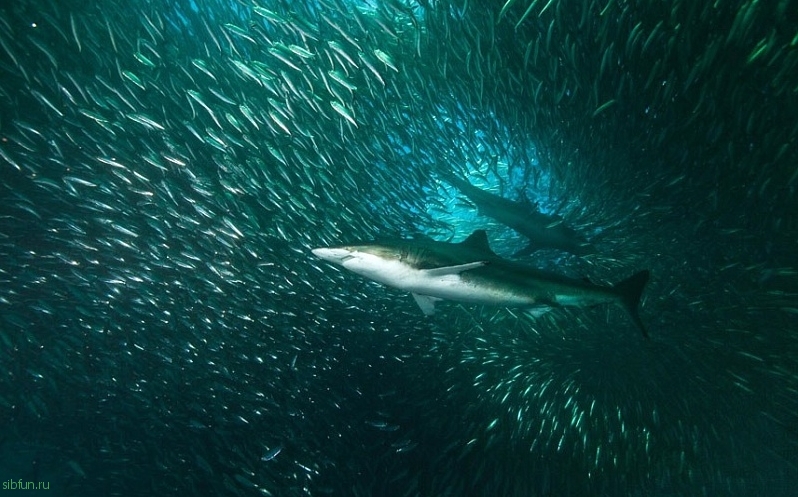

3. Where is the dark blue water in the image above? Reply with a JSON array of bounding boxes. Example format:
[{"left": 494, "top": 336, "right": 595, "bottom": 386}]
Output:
[{"left": 0, "top": 0, "right": 796, "bottom": 495}]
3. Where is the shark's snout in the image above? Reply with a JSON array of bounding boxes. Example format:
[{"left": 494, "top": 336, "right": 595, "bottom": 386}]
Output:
[{"left": 311, "top": 247, "right": 354, "bottom": 264}]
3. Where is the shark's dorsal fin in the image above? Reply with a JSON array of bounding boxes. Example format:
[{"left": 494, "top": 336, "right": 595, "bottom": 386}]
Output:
[
  {"left": 423, "top": 261, "right": 487, "bottom": 277},
  {"left": 460, "top": 230, "right": 494, "bottom": 254}
]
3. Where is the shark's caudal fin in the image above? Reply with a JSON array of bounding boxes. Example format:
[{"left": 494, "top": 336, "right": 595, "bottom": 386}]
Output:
[{"left": 613, "top": 270, "right": 651, "bottom": 338}]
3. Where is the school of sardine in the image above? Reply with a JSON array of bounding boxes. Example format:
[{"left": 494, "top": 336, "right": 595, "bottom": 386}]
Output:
[{"left": 0, "top": 0, "right": 796, "bottom": 495}]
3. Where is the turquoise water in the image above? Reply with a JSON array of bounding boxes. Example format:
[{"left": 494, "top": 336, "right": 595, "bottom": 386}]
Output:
[{"left": 0, "top": 0, "right": 796, "bottom": 495}]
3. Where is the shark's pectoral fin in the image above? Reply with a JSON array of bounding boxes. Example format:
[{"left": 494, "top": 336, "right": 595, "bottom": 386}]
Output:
[
  {"left": 613, "top": 270, "right": 651, "bottom": 338},
  {"left": 423, "top": 261, "right": 487, "bottom": 277},
  {"left": 412, "top": 293, "right": 441, "bottom": 315},
  {"left": 524, "top": 305, "right": 553, "bottom": 318}
]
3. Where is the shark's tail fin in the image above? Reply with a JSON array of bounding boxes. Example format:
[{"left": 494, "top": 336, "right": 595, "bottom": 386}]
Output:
[{"left": 613, "top": 270, "right": 650, "bottom": 338}]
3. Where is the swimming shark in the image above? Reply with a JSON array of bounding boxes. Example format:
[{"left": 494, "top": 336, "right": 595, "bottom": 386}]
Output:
[
  {"left": 444, "top": 174, "right": 595, "bottom": 256},
  {"left": 311, "top": 230, "right": 650, "bottom": 337}
]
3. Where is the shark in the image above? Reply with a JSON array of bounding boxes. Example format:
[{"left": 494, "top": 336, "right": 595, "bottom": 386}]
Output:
[
  {"left": 444, "top": 174, "right": 595, "bottom": 257},
  {"left": 311, "top": 230, "right": 650, "bottom": 337}
]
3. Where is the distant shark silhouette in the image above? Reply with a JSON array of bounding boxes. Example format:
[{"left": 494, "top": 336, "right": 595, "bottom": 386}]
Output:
[
  {"left": 312, "top": 230, "right": 649, "bottom": 337},
  {"left": 444, "top": 174, "right": 595, "bottom": 257}
]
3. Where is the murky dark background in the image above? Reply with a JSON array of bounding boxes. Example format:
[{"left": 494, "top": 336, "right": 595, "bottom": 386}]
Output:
[{"left": 1, "top": 0, "right": 796, "bottom": 495}]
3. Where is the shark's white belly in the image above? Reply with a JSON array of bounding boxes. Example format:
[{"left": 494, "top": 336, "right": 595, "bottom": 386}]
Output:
[
  {"left": 349, "top": 259, "right": 534, "bottom": 306},
  {"left": 412, "top": 276, "right": 532, "bottom": 306}
]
